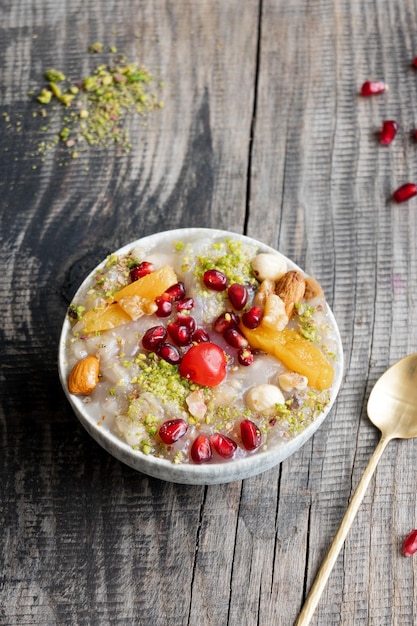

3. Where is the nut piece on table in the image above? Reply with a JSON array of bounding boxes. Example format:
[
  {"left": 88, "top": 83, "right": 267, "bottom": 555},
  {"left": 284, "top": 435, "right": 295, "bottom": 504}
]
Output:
[
  {"left": 275, "top": 270, "right": 306, "bottom": 318},
  {"left": 251, "top": 253, "right": 287, "bottom": 282},
  {"left": 68, "top": 355, "right": 100, "bottom": 395},
  {"left": 262, "top": 294, "right": 289, "bottom": 331}
]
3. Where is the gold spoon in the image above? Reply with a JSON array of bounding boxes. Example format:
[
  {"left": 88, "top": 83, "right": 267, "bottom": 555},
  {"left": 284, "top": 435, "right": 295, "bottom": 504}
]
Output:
[{"left": 296, "top": 353, "right": 417, "bottom": 625}]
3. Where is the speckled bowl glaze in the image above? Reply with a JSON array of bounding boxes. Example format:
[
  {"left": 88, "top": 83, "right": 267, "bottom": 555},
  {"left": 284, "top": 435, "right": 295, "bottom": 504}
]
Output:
[{"left": 58, "top": 228, "right": 343, "bottom": 484}]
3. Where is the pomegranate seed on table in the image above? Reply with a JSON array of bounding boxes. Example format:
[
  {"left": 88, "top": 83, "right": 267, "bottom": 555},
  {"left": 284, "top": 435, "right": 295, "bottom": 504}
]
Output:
[
  {"left": 203, "top": 269, "right": 228, "bottom": 291},
  {"left": 360, "top": 81, "right": 387, "bottom": 96},
  {"left": 227, "top": 283, "right": 248, "bottom": 310},
  {"left": 380, "top": 120, "right": 398, "bottom": 145},
  {"left": 159, "top": 419, "right": 188, "bottom": 444},
  {"left": 142, "top": 325, "right": 167, "bottom": 351},
  {"left": 129, "top": 261, "right": 154, "bottom": 282},
  {"left": 210, "top": 433, "right": 237, "bottom": 459},
  {"left": 155, "top": 295, "right": 173, "bottom": 317},
  {"left": 392, "top": 183, "right": 417, "bottom": 203},
  {"left": 213, "top": 311, "right": 239, "bottom": 333},
  {"left": 190, "top": 434, "right": 213, "bottom": 463},
  {"left": 223, "top": 327, "right": 249, "bottom": 349},
  {"left": 237, "top": 347, "right": 254, "bottom": 366},
  {"left": 157, "top": 342, "right": 181, "bottom": 365},
  {"left": 165, "top": 282, "right": 186, "bottom": 302},
  {"left": 403, "top": 529, "right": 417, "bottom": 556},
  {"left": 240, "top": 420, "right": 262, "bottom": 451},
  {"left": 241, "top": 306, "right": 263, "bottom": 329}
]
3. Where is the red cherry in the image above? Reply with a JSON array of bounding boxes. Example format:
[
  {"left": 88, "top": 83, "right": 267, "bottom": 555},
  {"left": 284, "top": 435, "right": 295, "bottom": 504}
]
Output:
[{"left": 179, "top": 342, "right": 227, "bottom": 386}]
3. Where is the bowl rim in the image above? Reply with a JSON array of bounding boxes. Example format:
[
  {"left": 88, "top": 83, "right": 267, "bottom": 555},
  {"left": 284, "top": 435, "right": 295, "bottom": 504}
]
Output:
[{"left": 58, "top": 227, "right": 344, "bottom": 484}]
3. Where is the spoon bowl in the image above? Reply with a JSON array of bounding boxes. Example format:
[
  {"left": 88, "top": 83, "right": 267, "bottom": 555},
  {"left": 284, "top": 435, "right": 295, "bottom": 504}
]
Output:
[
  {"left": 367, "top": 353, "right": 417, "bottom": 440},
  {"left": 297, "top": 353, "right": 417, "bottom": 625}
]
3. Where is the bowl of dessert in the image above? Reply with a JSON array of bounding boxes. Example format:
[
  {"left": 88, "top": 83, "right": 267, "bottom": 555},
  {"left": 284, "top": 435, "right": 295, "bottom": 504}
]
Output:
[{"left": 58, "top": 228, "right": 343, "bottom": 484}]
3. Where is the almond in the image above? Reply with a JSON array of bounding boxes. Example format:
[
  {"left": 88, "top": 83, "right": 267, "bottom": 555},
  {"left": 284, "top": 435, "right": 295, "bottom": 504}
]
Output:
[
  {"left": 275, "top": 270, "right": 306, "bottom": 318},
  {"left": 68, "top": 355, "right": 100, "bottom": 395}
]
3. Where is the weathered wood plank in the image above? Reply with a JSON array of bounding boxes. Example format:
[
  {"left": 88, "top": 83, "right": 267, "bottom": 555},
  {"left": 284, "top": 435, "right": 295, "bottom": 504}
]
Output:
[{"left": 2, "top": 0, "right": 417, "bottom": 624}]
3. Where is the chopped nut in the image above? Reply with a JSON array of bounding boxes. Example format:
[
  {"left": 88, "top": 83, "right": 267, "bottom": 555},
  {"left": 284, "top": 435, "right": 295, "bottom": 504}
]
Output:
[
  {"left": 68, "top": 355, "right": 100, "bottom": 395},
  {"left": 253, "top": 278, "right": 276, "bottom": 308},
  {"left": 278, "top": 371, "right": 308, "bottom": 392},
  {"left": 251, "top": 253, "right": 287, "bottom": 282},
  {"left": 275, "top": 270, "right": 306, "bottom": 318},
  {"left": 304, "top": 276, "right": 324, "bottom": 300},
  {"left": 245, "top": 384, "right": 285, "bottom": 412},
  {"left": 262, "top": 294, "right": 289, "bottom": 331},
  {"left": 118, "top": 295, "right": 157, "bottom": 320}
]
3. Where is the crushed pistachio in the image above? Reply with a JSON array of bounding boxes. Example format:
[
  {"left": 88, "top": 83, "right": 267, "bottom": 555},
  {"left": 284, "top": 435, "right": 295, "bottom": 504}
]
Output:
[{"left": 27, "top": 44, "right": 163, "bottom": 160}]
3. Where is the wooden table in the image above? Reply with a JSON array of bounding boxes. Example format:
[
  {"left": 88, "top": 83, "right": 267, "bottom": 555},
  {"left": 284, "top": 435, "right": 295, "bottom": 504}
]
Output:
[{"left": 2, "top": 0, "right": 417, "bottom": 624}]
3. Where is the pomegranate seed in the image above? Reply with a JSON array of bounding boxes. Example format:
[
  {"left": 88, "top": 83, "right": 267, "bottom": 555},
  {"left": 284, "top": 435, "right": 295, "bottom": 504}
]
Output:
[
  {"left": 142, "top": 325, "right": 167, "bottom": 351},
  {"left": 213, "top": 311, "right": 239, "bottom": 333},
  {"left": 155, "top": 296, "right": 173, "bottom": 317},
  {"left": 129, "top": 261, "right": 154, "bottom": 282},
  {"left": 167, "top": 321, "right": 192, "bottom": 346},
  {"left": 177, "top": 297, "right": 195, "bottom": 311},
  {"left": 203, "top": 269, "right": 228, "bottom": 291},
  {"left": 360, "top": 81, "right": 387, "bottom": 96},
  {"left": 403, "top": 529, "right": 417, "bottom": 556},
  {"left": 157, "top": 342, "right": 181, "bottom": 365},
  {"left": 165, "top": 282, "right": 186, "bottom": 302},
  {"left": 176, "top": 313, "right": 196, "bottom": 332},
  {"left": 210, "top": 433, "right": 237, "bottom": 459},
  {"left": 413, "top": 57, "right": 417, "bottom": 68},
  {"left": 393, "top": 183, "right": 417, "bottom": 203},
  {"left": 240, "top": 420, "right": 262, "bottom": 451},
  {"left": 241, "top": 306, "right": 263, "bottom": 329},
  {"left": 192, "top": 327, "right": 210, "bottom": 343},
  {"left": 237, "top": 347, "right": 254, "bottom": 366},
  {"left": 159, "top": 419, "right": 188, "bottom": 444},
  {"left": 228, "top": 283, "right": 248, "bottom": 310},
  {"left": 190, "top": 434, "right": 213, "bottom": 463},
  {"left": 380, "top": 120, "right": 398, "bottom": 145},
  {"left": 223, "top": 327, "right": 249, "bottom": 349}
]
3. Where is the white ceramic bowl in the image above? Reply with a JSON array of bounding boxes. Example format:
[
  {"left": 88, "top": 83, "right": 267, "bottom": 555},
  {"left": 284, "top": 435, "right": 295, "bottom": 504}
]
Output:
[{"left": 58, "top": 228, "right": 343, "bottom": 484}]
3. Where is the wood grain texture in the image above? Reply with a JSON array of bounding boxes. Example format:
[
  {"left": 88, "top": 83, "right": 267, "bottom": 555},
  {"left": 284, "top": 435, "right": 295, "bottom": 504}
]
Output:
[{"left": 2, "top": 0, "right": 417, "bottom": 624}]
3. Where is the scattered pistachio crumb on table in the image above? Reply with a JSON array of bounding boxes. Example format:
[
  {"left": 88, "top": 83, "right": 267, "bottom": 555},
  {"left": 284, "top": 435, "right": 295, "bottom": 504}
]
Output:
[{"left": 28, "top": 43, "right": 164, "bottom": 159}]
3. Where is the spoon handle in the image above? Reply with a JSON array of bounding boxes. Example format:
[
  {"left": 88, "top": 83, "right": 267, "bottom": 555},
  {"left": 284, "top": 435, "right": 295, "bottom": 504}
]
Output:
[{"left": 295, "top": 434, "right": 391, "bottom": 625}]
